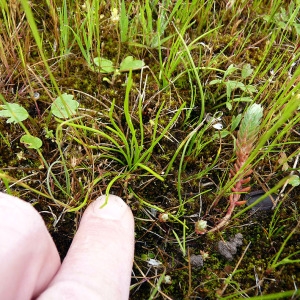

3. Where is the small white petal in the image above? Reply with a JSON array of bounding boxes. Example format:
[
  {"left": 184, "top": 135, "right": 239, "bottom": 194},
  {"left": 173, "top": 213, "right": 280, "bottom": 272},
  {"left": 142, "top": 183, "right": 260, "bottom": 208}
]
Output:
[
  {"left": 163, "top": 275, "right": 172, "bottom": 284},
  {"left": 33, "top": 92, "right": 40, "bottom": 100},
  {"left": 213, "top": 123, "right": 223, "bottom": 130},
  {"left": 147, "top": 258, "right": 162, "bottom": 267}
]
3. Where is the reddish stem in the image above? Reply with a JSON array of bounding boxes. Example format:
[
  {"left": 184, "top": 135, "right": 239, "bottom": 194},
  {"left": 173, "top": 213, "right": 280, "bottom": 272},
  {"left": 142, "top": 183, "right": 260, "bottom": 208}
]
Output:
[{"left": 208, "top": 145, "right": 253, "bottom": 233}]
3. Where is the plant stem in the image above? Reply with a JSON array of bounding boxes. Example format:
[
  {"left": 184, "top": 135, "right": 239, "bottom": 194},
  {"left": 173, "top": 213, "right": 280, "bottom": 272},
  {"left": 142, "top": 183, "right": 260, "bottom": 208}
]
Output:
[{"left": 208, "top": 103, "right": 263, "bottom": 233}]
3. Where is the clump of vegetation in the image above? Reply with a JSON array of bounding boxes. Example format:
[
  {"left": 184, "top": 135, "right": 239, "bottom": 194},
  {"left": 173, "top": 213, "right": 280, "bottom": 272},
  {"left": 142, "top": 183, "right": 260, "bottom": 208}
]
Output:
[
  {"left": 209, "top": 103, "right": 264, "bottom": 233},
  {"left": 0, "top": 0, "right": 300, "bottom": 298}
]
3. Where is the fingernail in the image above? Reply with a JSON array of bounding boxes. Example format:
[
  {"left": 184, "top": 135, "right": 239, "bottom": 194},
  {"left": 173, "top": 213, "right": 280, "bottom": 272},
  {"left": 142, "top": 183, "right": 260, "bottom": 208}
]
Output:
[{"left": 89, "top": 194, "right": 129, "bottom": 220}]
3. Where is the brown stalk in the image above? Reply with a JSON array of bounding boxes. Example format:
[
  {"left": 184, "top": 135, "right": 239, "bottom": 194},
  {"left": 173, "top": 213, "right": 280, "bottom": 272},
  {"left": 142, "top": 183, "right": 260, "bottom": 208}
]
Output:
[{"left": 208, "top": 131, "right": 255, "bottom": 233}]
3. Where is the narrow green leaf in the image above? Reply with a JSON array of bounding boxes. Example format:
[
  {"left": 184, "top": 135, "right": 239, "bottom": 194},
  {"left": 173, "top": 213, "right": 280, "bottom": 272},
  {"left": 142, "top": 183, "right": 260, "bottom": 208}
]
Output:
[
  {"left": 232, "top": 96, "right": 253, "bottom": 102},
  {"left": 120, "top": 0, "right": 129, "bottom": 42},
  {"left": 231, "top": 114, "right": 242, "bottom": 131},
  {"left": 226, "top": 101, "right": 232, "bottom": 110},
  {"left": 209, "top": 79, "right": 222, "bottom": 85}
]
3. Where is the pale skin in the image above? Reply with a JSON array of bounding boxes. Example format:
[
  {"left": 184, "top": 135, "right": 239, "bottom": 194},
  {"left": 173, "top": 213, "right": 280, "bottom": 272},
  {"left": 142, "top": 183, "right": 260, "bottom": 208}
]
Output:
[{"left": 0, "top": 192, "right": 135, "bottom": 300}]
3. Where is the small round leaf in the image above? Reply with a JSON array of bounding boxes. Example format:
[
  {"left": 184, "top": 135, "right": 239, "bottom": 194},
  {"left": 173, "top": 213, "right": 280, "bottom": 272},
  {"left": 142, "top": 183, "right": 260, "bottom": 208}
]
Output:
[
  {"left": 93, "top": 57, "right": 115, "bottom": 73},
  {"left": 0, "top": 103, "right": 29, "bottom": 124},
  {"left": 20, "top": 134, "right": 42, "bottom": 149},
  {"left": 120, "top": 56, "right": 145, "bottom": 72},
  {"left": 51, "top": 93, "right": 79, "bottom": 119}
]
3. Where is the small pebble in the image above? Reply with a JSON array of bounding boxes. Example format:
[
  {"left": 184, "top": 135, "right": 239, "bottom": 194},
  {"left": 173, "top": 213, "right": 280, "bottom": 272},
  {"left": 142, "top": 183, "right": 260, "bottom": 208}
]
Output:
[
  {"left": 246, "top": 190, "right": 275, "bottom": 211},
  {"left": 217, "top": 233, "right": 243, "bottom": 261},
  {"left": 190, "top": 254, "right": 204, "bottom": 269}
]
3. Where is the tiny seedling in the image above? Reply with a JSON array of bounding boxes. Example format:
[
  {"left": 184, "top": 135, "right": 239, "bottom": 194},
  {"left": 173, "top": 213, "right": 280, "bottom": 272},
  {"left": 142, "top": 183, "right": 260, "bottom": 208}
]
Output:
[
  {"left": 264, "top": 1, "right": 300, "bottom": 35},
  {"left": 93, "top": 55, "right": 145, "bottom": 84},
  {"left": 93, "top": 57, "right": 115, "bottom": 73},
  {"left": 209, "top": 64, "right": 257, "bottom": 110},
  {"left": 0, "top": 101, "right": 43, "bottom": 150},
  {"left": 0, "top": 95, "right": 79, "bottom": 150}
]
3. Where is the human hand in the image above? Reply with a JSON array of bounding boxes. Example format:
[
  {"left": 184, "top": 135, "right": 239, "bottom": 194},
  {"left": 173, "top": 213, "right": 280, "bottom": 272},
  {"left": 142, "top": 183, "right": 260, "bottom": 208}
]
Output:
[{"left": 0, "top": 192, "right": 134, "bottom": 300}]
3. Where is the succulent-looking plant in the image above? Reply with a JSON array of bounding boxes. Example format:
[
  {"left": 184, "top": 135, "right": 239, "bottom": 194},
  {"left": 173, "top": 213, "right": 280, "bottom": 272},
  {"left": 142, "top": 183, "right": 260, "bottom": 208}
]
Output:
[
  {"left": 195, "top": 219, "right": 208, "bottom": 234},
  {"left": 208, "top": 103, "right": 264, "bottom": 232}
]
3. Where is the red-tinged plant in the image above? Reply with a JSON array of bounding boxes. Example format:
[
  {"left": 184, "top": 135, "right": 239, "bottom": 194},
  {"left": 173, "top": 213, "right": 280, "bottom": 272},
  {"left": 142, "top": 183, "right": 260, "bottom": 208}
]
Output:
[{"left": 206, "top": 103, "right": 264, "bottom": 233}]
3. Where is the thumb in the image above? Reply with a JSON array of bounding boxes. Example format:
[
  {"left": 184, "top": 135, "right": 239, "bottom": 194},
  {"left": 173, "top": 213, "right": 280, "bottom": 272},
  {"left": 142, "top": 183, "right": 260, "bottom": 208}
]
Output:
[{"left": 38, "top": 195, "right": 135, "bottom": 300}]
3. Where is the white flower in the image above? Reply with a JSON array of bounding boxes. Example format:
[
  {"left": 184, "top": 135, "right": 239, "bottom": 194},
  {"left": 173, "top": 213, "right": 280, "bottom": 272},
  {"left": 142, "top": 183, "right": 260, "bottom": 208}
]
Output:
[
  {"left": 147, "top": 258, "right": 162, "bottom": 268},
  {"left": 206, "top": 112, "right": 223, "bottom": 130},
  {"left": 163, "top": 275, "right": 172, "bottom": 284},
  {"left": 212, "top": 123, "right": 223, "bottom": 130},
  {"left": 111, "top": 8, "right": 119, "bottom": 24}
]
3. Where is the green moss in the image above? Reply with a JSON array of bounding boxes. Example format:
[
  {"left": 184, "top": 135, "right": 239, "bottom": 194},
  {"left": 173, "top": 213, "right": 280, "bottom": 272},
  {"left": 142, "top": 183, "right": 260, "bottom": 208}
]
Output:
[{"left": 1, "top": 0, "right": 299, "bottom": 298}]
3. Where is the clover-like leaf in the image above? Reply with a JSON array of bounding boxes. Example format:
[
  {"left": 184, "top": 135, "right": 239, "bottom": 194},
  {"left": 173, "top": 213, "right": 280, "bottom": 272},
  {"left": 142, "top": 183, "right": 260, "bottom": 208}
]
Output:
[
  {"left": 93, "top": 57, "right": 115, "bottom": 73},
  {"left": 278, "top": 152, "right": 289, "bottom": 171},
  {"left": 20, "top": 134, "right": 42, "bottom": 149},
  {"left": 288, "top": 175, "right": 300, "bottom": 187},
  {"left": 226, "top": 80, "right": 246, "bottom": 90},
  {"left": 226, "top": 101, "right": 232, "bottom": 110},
  {"left": 224, "top": 64, "right": 238, "bottom": 78},
  {"left": 51, "top": 93, "right": 79, "bottom": 119},
  {"left": 119, "top": 56, "right": 145, "bottom": 72},
  {"left": 209, "top": 79, "right": 222, "bottom": 85},
  {"left": 241, "top": 63, "right": 254, "bottom": 79},
  {"left": 0, "top": 103, "right": 29, "bottom": 124}
]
